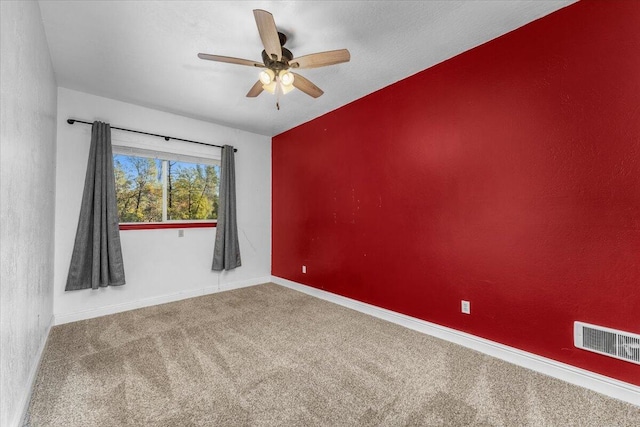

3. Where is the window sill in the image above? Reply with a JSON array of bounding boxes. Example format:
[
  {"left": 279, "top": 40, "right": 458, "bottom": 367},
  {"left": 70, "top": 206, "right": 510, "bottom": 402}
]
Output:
[{"left": 119, "top": 222, "right": 217, "bottom": 231}]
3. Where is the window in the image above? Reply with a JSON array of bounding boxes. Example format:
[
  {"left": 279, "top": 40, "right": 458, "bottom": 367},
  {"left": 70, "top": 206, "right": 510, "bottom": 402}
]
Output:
[{"left": 113, "top": 149, "right": 220, "bottom": 228}]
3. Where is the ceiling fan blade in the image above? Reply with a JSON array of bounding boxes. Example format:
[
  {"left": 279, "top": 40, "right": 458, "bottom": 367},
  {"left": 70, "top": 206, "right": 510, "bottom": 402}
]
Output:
[
  {"left": 291, "top": 73, "right": 323, "bottom": 98},
  {"left": 290, "top": 49, "right": 351, "bottom": 69},
  {"left": 253, "top": 9, "right": 282, "bottom": 61},
  {"left": 246, "top": 80, "right": 264, "bottom": 98},
  {"left": 198, "top": 53, "right": 264, "bottom": 68}
]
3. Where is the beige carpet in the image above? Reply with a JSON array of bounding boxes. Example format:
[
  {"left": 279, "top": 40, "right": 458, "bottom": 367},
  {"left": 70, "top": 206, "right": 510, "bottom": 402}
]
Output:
[{"left": 26, "top": 283, "right": 639, "bottom": 426}]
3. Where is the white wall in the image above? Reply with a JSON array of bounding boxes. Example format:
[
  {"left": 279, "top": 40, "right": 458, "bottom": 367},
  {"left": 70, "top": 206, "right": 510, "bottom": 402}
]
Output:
[
  {"left": 54, "top": 88, "right": 271, "bottom": 323},
  {"left": 0, "top": 2, "right": 58, "bottom": 426}
]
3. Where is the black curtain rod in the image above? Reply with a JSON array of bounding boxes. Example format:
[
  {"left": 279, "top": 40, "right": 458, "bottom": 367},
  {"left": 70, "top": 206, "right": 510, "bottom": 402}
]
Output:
[{"left": 67, "top": 119, "right": 237, "bottom": 152}]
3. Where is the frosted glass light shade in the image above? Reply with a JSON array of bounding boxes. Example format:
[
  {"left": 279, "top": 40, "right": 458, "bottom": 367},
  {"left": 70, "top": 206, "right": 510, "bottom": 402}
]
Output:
[
  {"left": 281, "top": 83, "right": 295, "bottom": 94},
  {"left": 279, "top": 70, "right": 295, "bottom": 86},
  {"left": 262, "top": 81, "right": 277, "bottom": 94},
  {"left": 259, "top": 69, "right": 275, "bottom": 85}
]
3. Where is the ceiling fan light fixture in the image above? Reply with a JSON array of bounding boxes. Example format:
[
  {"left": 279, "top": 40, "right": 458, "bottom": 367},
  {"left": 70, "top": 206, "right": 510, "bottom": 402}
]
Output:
[
  {"left": 281, "top": 83, "right": 295, "bottom": 95},
  {"left": 279, "top": 70, "right": 294, "bottom": 87},
  {"left": 259, "top": 69, "right": 275, "bottom": 85},
  {"left": 262, "top": 80, "right": 277, "bottom": 94}
]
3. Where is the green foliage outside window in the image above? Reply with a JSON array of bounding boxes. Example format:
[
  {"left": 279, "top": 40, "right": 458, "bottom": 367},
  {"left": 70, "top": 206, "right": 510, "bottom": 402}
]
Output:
[{"left": 114, "top": 154, "right": 219, "bottom": 223}]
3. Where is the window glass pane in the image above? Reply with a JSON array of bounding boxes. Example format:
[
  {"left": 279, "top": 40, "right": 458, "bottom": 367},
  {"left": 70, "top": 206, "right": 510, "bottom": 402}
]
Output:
[
  {"left": 114, "top": 154, "right": 163, "bottom": 222},
  {"left": 113, "top": 152, "right": 220, "bottom": 224},
  {"left": 167, "top": 161, "right": 220, "bottom": 220}
]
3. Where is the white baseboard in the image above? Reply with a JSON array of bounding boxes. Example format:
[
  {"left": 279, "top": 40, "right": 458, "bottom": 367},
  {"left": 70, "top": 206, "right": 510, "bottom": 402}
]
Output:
[
  {"left": 271, "top": 276, "right": 640, "bottom": 407},
  {"left": 15, "top": 314, "right": 54, "bottom": 427},
  {"left": 54, "top": 276, "right": 271, "bottom": 325}
]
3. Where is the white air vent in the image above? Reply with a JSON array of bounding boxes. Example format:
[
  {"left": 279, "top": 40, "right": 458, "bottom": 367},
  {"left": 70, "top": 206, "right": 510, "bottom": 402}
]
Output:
[{"left": 574, "top": 321, "right": 640, "bottom": 365}]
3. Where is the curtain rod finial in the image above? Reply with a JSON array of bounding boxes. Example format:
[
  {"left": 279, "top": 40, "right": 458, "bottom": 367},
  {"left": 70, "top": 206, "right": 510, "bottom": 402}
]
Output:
[{"left": 67, "top": 119, "right": 76, "bottom": 124}]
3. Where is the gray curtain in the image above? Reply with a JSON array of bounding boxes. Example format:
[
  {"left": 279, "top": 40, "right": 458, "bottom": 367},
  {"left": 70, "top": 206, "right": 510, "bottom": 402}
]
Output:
[
  {"left": 65, "top": 121, "right": 125, "bottom": 291},
  {"left": 212, "top": 145, "right": 241, "bottom": 271}
]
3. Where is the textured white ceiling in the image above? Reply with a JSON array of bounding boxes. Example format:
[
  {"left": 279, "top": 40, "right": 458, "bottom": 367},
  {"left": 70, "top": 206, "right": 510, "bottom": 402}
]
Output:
[{"left": 38, "top": 1, "right": 575, "bottom": 137}]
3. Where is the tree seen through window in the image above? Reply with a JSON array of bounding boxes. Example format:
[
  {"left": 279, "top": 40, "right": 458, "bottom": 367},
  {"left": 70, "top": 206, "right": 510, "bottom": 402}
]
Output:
[{"left": 114, "top": 154, "right": 219, "bottom": 222}]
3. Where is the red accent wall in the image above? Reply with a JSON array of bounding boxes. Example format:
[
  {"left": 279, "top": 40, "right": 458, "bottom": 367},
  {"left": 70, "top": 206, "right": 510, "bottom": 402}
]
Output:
[{"left": 272, "top": 1, "right": 640, "bottom": 385}]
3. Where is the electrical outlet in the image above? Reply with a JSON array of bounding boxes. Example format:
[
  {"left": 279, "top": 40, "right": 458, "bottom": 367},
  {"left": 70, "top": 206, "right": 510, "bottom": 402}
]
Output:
[
  {"left": 178, "top": 230, "right": 184, "bottom": 237},
  {"left": 461, "top": 300, "right": 471, "bottom": 314},
  {"left": 302, "top": 265, "right": 307, "bottom": 274}
]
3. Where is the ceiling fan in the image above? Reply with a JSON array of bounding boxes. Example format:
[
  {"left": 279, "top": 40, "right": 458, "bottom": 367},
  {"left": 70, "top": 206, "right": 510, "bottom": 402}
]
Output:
[{"left": 198, "top": 9, "right": 350, "bottom": 109}]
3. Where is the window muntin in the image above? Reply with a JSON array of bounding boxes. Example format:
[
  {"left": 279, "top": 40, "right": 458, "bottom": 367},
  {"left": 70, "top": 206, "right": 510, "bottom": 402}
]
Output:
[{"left": 113, "top": 152, "right": 220, "bottom": 224}]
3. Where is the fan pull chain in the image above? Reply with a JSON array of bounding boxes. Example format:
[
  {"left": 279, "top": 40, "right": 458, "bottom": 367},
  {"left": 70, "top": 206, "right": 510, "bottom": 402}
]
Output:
[{"left": 276, "top": 77, "right": 281, "bottom": 110}]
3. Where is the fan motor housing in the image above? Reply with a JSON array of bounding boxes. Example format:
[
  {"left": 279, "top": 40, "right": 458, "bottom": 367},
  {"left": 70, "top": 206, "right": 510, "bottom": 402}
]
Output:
[{"left": 261, "top": 32, "right": 293, "bottom": 71}]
